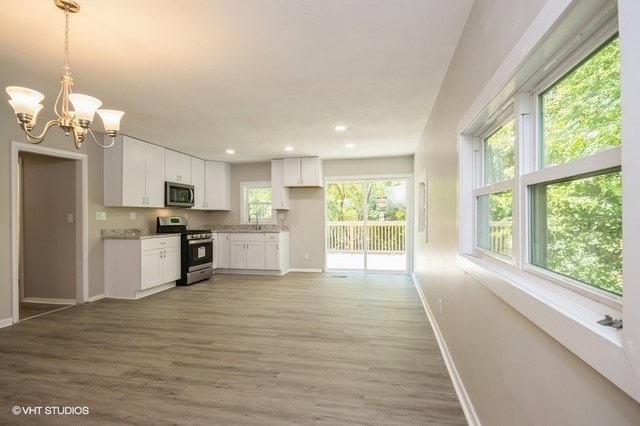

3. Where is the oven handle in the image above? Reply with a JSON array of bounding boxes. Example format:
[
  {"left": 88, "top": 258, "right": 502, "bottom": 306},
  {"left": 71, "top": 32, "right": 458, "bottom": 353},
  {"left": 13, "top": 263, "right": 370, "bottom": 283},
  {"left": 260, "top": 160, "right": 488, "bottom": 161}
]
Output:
[{"left": 188, "top": 238, "right": 213, "bottom": 245}]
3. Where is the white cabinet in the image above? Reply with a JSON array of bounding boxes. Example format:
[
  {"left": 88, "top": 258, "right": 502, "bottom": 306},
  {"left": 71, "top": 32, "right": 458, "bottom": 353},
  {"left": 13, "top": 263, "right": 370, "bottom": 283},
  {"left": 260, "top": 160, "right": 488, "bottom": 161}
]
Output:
[
  {"left": 271, "top": 159, "right": 290, "bottom": 210},
  {"left": 204, "top": 161, "right": 231, "bottom": 210},
  {"left": 217, "top": 233, "right": 229, "bottom": 268},
  {"left": 105, "top": 235, "right": 181, "bottom": 299},
  {"left": 283, "top": 157, "right": 323, "bottom": 187},
  {"left": 266, "top": 232, "right": 289, "bottom": 271},
  {"left": 228, "top": 233, "right": 265, "bottom": 269},
  {"left": 104, "top": 135, "right": 166, "bottom": 207},
  {"left": 191, "top": 157, "right": 206, "bottom": 210},
  {"left": 165, "top": 150, "right": 192, "bottom": 184}
]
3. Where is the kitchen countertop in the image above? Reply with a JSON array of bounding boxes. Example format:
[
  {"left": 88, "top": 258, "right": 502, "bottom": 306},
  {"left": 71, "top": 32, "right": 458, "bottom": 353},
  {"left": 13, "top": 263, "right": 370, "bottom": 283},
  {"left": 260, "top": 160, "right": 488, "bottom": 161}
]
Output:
[
  {"left": 207, "top": 225, "right": 288, "bottom": 233},
  {"left": 102, "top": 229, "right": 181, "bottom": 240}
]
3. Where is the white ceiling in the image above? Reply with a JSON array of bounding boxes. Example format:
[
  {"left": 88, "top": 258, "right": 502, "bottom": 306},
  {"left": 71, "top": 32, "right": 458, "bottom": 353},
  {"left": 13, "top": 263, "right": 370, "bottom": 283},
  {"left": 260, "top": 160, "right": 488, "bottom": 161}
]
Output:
[{"left": 0, "top": 0, "right": 473, "bottom": 163}]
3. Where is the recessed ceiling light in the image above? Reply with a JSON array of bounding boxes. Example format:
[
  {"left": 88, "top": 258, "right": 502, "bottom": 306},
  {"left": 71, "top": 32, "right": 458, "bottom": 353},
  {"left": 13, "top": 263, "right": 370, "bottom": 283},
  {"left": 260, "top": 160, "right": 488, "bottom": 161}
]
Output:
[
  {"left": 283, "top": 146, "right": 294, "bottom": 152},
  {"left": 334, "top": 125, "right": 347, "bottom": 132},
  {"left": 225, "top": 149, "right": 235, "bottom": 155},
  {"left": 345, "top": 143, "right": 355, "bottom": 148}
]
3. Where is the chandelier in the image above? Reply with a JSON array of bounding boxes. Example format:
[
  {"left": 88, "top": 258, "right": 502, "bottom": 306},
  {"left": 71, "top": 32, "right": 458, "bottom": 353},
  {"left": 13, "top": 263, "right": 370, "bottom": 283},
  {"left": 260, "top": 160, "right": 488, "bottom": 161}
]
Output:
[{"left": 5, "top": 0, "right": 124, "bottom": 149}]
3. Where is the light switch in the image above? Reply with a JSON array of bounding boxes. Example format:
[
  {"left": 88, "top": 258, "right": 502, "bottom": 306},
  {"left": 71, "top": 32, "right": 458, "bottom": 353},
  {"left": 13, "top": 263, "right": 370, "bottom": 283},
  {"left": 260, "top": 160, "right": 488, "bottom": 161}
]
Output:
[
  {"left": 67, "top": 213, "right": 74, "bottom": 223},
  {"left": 129, "top": 212, "right": 136, "bottom": 220},
  {"left": 96, "top": 212, "right": 107, "bottom": 221}
]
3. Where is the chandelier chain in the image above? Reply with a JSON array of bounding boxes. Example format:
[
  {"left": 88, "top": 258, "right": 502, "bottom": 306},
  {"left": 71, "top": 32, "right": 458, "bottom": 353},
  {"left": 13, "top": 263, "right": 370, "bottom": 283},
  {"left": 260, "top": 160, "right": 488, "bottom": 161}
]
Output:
[{"left": 63, "top": 7, "right": 71, "bottom": 76}]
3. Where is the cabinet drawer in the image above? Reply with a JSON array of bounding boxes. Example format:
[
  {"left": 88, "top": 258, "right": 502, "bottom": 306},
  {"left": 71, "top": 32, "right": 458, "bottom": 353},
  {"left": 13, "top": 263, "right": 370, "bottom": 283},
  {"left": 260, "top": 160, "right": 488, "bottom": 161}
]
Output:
[
  {"left": 265, "top": 234, "right": 280, "bottom": 242},
  {"left": 228, "top": 233, "right": 265, "bottom": 242},
  {"left": 141, "top": 236, "right": 181, "bottom": 251}
]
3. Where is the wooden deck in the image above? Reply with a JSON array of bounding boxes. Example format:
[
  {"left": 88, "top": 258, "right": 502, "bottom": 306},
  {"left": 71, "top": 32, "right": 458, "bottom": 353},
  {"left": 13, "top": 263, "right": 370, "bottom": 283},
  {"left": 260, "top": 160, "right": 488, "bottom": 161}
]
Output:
[{"left": 0, "top": 273, "right": 465, "bottom": 425}]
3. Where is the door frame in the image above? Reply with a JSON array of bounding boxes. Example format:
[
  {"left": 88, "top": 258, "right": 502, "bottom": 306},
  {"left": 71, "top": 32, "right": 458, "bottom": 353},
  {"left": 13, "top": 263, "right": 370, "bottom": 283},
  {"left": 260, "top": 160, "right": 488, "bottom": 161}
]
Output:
[
  {"left": 10, "top": 141, "right": 89, "bottom": 324},
  {"left": 324, "top": 174, "right": 414, "bottom": 273}
]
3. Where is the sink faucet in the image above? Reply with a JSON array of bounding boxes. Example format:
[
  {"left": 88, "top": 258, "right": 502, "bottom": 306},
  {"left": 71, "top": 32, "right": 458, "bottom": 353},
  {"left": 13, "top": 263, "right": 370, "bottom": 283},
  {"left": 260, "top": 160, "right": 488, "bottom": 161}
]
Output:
[{"left": 249, "top": 213, "right": 260, "bottom": 230}]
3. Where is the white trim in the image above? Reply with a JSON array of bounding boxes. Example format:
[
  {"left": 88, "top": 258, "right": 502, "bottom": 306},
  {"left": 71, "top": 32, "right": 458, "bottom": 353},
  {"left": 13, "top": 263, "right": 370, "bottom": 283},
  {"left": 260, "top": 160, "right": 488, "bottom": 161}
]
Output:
[
  {"left": 21, "top": 298, "right": 75, "bottom": 305},
  {"left": 289, "top": 268, "right": 323, "bottom": 273},
  {"left": 240, "top": 181, "right": 277, "bottom": 225},
  {"left": 0, "top": 318, "right": 14, "bottom": 329},
  {"left": 130, "top": 282, "right": 175, "bottom": 300},
  {"left": 11, "top": 142, "right": 89, "bottom": 325},
  {"left": 88, "top": 294, "right": 107, "bottom": 302},
  {"left": 411, "top": 274, "right": 480, "bottom": 426}
]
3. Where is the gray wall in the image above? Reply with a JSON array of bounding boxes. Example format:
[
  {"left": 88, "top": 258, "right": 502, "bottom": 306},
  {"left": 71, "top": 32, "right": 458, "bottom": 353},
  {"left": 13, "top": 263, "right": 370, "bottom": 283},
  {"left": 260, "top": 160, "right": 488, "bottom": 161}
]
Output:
[{"left": 413, "top": 0, "right": 640, "bottom": 423}]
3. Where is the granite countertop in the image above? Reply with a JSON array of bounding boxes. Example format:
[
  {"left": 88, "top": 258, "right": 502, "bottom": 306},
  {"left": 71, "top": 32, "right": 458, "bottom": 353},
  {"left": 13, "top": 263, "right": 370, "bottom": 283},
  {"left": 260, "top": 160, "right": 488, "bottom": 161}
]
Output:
[
  {"left": 102, "top": 229, "right": 181, "bottom": 240},
  {"left": 206, "top": 225, "right": 288, "bottom": 233}
]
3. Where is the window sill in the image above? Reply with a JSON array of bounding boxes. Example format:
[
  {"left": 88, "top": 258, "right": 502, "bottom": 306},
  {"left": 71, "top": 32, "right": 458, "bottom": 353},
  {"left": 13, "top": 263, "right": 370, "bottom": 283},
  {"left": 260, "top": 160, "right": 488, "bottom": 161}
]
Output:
[{"left": 457, "top": 253, "right": 640, "bottom": 402}]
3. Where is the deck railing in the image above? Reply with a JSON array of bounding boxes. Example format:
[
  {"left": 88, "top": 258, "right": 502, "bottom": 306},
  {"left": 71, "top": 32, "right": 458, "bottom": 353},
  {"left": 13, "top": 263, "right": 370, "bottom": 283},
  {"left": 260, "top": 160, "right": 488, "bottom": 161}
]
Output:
[{"left": 327, "top": 221, "right": 406, "bottom": 253}]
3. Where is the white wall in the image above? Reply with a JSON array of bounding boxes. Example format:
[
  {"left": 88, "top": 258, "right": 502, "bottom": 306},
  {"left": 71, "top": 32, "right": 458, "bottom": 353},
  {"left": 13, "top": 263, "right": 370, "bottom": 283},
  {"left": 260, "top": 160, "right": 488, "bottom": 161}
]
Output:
[{"left": 414, "top": 0, "right": 640, "bottom": 423}]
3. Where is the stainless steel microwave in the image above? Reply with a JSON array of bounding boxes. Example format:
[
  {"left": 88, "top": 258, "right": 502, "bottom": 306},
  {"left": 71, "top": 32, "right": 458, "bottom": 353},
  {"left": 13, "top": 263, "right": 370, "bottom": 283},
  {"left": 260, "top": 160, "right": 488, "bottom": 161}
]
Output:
[{"left": 165, "top": 181, "right": 194, "bottom": 208}]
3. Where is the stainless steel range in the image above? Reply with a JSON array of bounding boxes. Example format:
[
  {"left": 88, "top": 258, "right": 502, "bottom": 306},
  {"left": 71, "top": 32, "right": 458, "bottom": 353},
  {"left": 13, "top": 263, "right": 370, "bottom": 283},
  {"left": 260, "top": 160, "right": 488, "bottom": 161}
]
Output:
[{"left": 157, "top": 216, "right": 214, "bottom": 285}]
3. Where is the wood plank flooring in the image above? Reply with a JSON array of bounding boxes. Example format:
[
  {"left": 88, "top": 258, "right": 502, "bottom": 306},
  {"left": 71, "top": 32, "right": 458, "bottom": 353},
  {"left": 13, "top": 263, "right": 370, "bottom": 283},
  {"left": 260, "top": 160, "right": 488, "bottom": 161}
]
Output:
[
  {"left": 0, "top": 273, "right": 466, "bottom": 425},
  {"left": 19, "top": 302, "right": 73, "bottom": 320}
]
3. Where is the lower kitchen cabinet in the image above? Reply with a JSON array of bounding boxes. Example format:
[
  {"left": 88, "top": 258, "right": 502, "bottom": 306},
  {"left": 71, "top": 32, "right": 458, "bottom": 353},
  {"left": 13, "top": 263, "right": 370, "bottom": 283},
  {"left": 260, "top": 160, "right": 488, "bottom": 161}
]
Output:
[
  {"left": 105, "top": 235, "right": 181, "bottom": 299},
  {"left": 216, "top": 232, "right": 289, "bottom": 275}
]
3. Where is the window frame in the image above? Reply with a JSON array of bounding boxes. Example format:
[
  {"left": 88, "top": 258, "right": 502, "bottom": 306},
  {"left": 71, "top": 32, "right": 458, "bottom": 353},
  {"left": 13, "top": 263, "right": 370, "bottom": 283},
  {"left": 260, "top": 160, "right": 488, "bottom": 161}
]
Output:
[
  {"left": 458, "top": 0, "right": 640, "bottom": 403},
  {"left": 240, "top": 181, "right": 276, "bottom": 225}
]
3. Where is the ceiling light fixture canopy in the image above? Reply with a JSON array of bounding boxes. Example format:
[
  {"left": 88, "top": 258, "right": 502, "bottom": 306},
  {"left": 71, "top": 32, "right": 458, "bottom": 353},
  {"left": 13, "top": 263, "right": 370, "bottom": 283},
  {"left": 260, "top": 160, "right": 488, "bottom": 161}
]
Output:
[{"left": 5, "top": 0, "right": 124, "bottom": 149}]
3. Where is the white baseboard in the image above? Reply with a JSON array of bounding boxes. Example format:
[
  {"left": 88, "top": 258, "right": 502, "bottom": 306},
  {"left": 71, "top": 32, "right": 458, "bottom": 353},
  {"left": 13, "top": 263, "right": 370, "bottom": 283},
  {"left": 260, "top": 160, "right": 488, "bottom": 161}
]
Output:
[
  {"left": 88, "top": 294, "right": 106, "bottom": 302},
  {"left": 289, "top": 268, "right": 323, "bottom": 273},
  {"left": 0, "top": 317, "right": 13, "bottom": 329},
  {"left": 411, "top": 274, "right": 481, "bottom": 426},
  {"left": 22, "top": 297, "right": 75, "bottom": 305}
]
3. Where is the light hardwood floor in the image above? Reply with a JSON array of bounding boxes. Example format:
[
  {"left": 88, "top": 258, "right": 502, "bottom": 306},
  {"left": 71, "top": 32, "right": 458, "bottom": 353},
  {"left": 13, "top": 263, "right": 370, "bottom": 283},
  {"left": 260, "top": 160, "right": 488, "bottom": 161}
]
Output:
[{"left": 0, "top": 273, "right": 466, "bottom": 425}]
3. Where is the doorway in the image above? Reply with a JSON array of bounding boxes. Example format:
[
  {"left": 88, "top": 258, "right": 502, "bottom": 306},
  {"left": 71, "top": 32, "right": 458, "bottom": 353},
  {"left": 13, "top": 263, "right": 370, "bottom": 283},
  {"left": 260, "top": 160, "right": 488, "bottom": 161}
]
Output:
[
  {"left": 11, "top": 142, "right": 89, "bottom": 324},
  {"left": 325, "top": 178, "right": 411, "bottom": 273}
]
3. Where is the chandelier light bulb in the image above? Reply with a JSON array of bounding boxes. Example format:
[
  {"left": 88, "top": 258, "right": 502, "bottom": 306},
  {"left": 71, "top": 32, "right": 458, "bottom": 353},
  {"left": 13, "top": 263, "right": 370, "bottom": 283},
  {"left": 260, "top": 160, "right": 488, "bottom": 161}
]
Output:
[
  {"left": 68, "top": 93, "right": 102, "bottom": 123},
  {"left": 97, "top": 109, "right": 125, "bottom": 133},
  {"left": 6, "top": 86, "right": 44, "bottom": 116}
]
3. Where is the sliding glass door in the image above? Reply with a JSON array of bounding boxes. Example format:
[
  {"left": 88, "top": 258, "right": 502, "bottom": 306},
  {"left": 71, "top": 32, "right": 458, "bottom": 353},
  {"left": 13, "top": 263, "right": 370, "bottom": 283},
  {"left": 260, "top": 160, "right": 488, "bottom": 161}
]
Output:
[{"left": 326, "top": 179, "right": 408, "bottom": 272}]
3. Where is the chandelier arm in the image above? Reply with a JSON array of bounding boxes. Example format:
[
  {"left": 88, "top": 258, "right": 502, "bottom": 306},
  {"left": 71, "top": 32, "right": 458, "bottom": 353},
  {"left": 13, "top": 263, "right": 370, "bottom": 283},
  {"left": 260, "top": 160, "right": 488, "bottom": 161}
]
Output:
[
  {"left": 21, "top": 119, "right": 60, "bottom": 144},
  {"left": 87, "top": 128, "right": 115, "bottom": 148}
]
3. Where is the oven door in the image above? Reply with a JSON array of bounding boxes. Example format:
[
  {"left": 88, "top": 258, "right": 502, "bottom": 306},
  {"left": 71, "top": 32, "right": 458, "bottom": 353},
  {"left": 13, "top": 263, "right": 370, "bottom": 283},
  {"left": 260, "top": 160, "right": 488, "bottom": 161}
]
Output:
[{"left": 187, "top": 238, "right": 213, "bottom": 271}]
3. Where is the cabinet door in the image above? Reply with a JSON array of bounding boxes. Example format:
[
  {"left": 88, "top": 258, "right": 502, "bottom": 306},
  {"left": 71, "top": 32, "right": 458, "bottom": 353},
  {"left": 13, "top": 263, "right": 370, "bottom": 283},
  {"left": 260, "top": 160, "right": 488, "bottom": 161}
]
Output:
[
  {"left": 229, "top": 241, "right": 246, "bottom": 269},
  {"left": 165, "top": 150, "right": 188, "bottom": 183},
  {"left": 205, "top": 161, "right": 231, "bottom": 210},
  {"left": 121, "top": 137, "right": 146, "bottom": 207},
  {"left": 144, "top": 143, "right": 166, "bottom": 207},
  {"left": 162, "top": 245, "right": 182, "bottom": 282},
  {"left": 283, "top": 157, "right": 301, "bottom": 186},
  {"left": 300, "top": 157, "right": 323, "bottom": 187},
  {"left": 191, "top": 157, "right": 206, "bottom": 210},
  {"left": 266, "top": 242, "right": 279, "bottom": 270},
  {"left": 141, "top": 249, "right": 163, "bottom": 290},
  {"left": 217, "top": 234, "right": 229, "bottom": 268},
  {"left": 271, "top": 159, "right": 290, "bottom": 210},
  {"left": 246, "top": 241, "right": 266, "bottom": 269}
]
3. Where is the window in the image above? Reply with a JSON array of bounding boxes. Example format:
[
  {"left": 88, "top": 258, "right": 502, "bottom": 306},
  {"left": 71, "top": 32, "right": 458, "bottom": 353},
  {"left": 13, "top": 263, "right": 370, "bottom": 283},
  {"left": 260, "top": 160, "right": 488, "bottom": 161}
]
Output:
[
  {"left": 530, "top": 36, "right": 621, "bottom": 296},
  {"left": 240, "top": 181, "right": 275, "bottom": 225},
  {"left": 475, "top": 120, "right": 515, "bottom": 257},
  {"left": 470, "top": 35, "right": 621, "bottom": 298}
]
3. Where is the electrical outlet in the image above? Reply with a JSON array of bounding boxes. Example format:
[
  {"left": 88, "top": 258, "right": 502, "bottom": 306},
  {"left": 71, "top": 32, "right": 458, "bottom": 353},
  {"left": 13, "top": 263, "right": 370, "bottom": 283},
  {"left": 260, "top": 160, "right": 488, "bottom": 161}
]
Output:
[
  {"left": 95, "top": 212, "right": 107, "bottom": 221},
  {"left": 67, "top": 213, "right": 74, "bottom": 223},
  {"left": 129, "top": 212, "right": 136, "bottom": 220},
  {"left": 304, "top": 253, "right": 310, "bottom": 260}
]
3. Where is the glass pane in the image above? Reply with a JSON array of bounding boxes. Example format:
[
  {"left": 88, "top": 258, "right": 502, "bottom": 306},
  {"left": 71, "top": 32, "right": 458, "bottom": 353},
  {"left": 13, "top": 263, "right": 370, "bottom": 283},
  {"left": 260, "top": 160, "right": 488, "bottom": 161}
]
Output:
[
  {"left": 248, "top": 187, "right": 272, "bottom": 219},
  {"left": 366, "top": 180, "right": 407, "bottom": 271},
  {"left": 477, "top": 191, "right": 512, "bottom": 256},
  {"left": 530, "top": 171, "right": 622, "bottom": 295},
  {"left": 541, "top": 37, "right": 620, "bottom": 167},
  {"left": 326, "top": 182, "right": 365, "bottom": 269},
  {"left": 483, "top": 120, "right": 515, "bottom": 185}
]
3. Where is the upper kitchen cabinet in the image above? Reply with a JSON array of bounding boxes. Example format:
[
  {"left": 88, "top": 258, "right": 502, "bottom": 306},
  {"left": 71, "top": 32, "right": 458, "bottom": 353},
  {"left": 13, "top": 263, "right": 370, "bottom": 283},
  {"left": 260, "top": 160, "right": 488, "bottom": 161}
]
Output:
[
  {"left": 204, "top": 161, "right": 231, "bottom": 210},
  {"left": 104, "top": 135, "right": 165, "bottom": 207},
  {"left": 271, "top": 159, "right": 290, "bottom": 210},
  {"left": 283, "top": 157, "right": 323, "bottom": 187},
  {"left": 165, "top": 150, "right": 192, "bottom": 184},
  {"left": 191, "top": 157, "right": 206, "bottom": 210}
]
